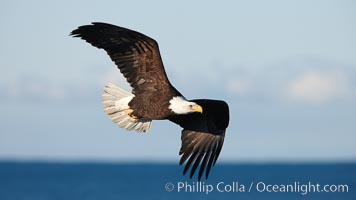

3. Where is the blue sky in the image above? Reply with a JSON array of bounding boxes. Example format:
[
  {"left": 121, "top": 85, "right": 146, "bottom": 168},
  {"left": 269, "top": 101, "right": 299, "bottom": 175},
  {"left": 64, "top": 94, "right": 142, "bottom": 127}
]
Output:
[{"left": 0, "top": 0, "right": 355, "bottom": 162}]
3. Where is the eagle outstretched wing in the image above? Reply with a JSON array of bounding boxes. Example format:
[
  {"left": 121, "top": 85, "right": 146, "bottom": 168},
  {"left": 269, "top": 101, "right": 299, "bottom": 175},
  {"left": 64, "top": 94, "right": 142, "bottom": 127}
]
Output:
[
  {"left": 169, "top": 100, "right": 229, "bottom": 180},
  {"left": 70, "top": 22, "right": 175, "bottom": 95}
]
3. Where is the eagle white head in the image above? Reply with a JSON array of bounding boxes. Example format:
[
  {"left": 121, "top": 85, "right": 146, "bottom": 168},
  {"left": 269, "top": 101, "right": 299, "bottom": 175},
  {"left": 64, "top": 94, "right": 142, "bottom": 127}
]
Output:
[{"left": 168, "top": 96, "right": 203, "bottom": 114}]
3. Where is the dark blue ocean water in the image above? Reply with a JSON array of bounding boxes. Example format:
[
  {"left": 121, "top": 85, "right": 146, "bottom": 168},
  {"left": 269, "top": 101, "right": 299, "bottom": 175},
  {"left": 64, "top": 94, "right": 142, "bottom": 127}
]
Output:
[{"left": 0, "top": 162, "right": 355, "bottom": 200}]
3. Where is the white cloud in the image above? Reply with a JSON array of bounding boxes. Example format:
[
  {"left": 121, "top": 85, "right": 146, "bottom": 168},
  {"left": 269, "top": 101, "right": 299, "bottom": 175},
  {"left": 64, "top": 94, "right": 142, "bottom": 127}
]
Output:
[
  {"left": 1, "top": 75, "right": 96, "bottom": 103},
  {"left": 286, "top": 70, "right": 352, "bottom": 104},
  {"left": 0, "top": 77, "right": 66, "bottom": 101},
  {"left": 226, "top": 79, "right": 251, "bottom": 96},
  {"left": 98, "top": 68, "right": 131, "bottom": 91}
]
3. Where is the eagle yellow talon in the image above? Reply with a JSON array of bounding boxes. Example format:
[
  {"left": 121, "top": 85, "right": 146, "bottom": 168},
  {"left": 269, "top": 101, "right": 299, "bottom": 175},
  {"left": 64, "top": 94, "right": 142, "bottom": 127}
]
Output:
[{"left": 125, "top": 109, "right": 137, "bottom": 119}]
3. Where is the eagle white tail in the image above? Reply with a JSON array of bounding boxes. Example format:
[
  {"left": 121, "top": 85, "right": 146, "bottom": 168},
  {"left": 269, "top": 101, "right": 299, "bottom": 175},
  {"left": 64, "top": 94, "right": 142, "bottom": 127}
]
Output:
[{"left": 102, "top": 83, "right": 152, "bottom": 133}]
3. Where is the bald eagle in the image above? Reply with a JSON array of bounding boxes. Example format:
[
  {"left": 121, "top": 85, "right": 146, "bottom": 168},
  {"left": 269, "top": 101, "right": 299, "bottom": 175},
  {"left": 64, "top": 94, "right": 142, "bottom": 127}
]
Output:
[{"left": 71, "top": 22, "right": 230, "bottom": 180}]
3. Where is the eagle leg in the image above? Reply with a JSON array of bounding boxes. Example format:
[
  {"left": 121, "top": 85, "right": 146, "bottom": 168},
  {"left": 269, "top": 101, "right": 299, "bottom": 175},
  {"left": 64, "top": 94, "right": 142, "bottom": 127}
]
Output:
[{"left": 125, "top": 109, "right": 138, "bottom": 119}]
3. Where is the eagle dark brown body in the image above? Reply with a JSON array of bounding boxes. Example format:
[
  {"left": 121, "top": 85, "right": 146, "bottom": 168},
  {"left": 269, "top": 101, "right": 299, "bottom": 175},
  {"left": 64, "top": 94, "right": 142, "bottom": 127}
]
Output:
[{"left": 129, "top": 93, "right": 177, "bottom": 119}]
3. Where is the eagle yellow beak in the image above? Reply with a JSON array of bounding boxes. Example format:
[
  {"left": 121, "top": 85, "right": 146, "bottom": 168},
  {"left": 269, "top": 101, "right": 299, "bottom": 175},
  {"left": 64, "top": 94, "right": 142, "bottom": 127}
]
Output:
[{"left": 192, "top": 104, "right": 203, "bottom": 113}]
